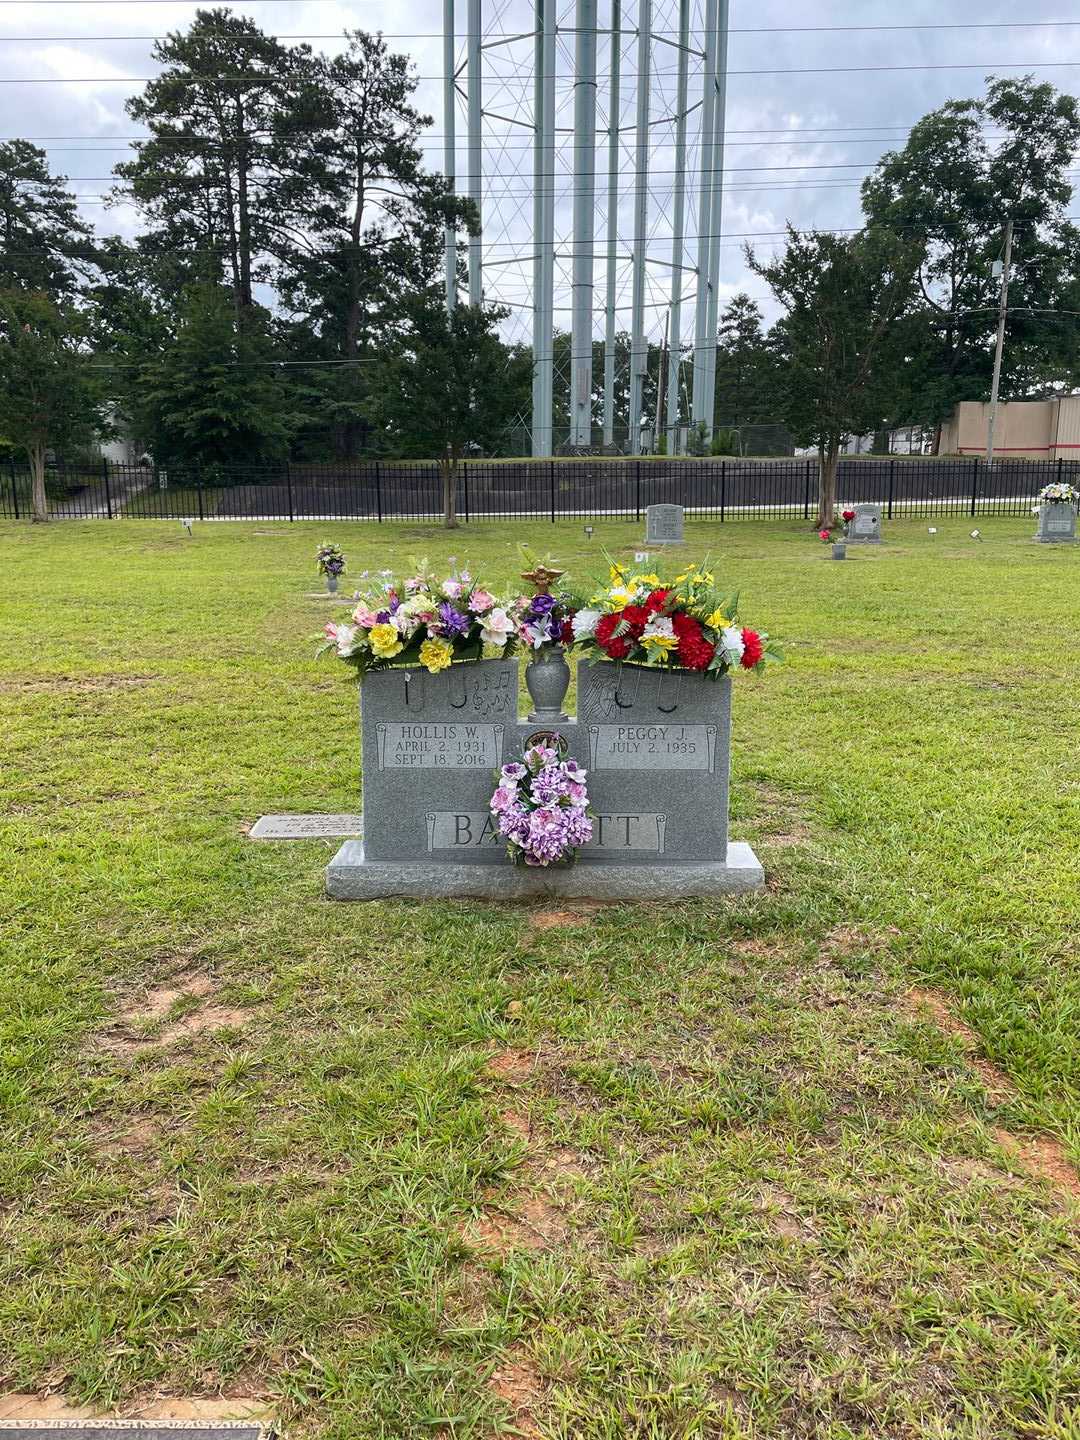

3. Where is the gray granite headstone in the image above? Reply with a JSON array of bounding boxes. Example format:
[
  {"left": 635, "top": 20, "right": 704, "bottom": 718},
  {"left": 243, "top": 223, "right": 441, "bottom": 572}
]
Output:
[
  {"left": 1034, "top": 503, "right": 1077, "bottom": 543},
  {"left": 846, "top": 503, "right": 882, "bottom": 544},
  {"left": 359, "top": 660, "right": 519, "bottom": 862},
  {"left": 577, "top": 660, "right": 730, "bottom": 864},
  {"left": 326, "top": 657, "right": 764, "bottom": 896},
  {"left": 250, "top": 814, "right": 361, "bottom": 839},
  {"left": 645, "top": 504, "right": 684, "bottom": 545}
]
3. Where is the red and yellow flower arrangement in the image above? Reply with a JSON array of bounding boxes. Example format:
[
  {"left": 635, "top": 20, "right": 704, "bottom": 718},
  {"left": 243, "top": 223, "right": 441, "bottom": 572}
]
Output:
[{"left": 569, "top": 560, "right": 780, "bottom": 677}]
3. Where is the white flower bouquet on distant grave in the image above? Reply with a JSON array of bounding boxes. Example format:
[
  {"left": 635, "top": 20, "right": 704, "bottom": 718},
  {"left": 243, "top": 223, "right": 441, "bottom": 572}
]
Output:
[{"left": 1036, "top": 482, "right": 1078, "bottom": 506}]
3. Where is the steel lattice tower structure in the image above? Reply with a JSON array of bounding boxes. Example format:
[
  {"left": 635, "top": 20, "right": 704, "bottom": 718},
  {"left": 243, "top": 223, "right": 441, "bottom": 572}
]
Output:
[{"left": 442, "top": 0, "right": 729, "bottom": 455}]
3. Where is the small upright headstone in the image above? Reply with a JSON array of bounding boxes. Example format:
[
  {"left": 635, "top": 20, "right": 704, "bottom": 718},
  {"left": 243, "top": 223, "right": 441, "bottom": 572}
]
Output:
[
  {"left": 1034, "top": 504, "right": 1077, "bottom": 544},
  {"left": 846, "top": 503, "right": 882, "bottom": 545},
  {"left": 645, "top": 504, "right": 684, "bottom": 546}
]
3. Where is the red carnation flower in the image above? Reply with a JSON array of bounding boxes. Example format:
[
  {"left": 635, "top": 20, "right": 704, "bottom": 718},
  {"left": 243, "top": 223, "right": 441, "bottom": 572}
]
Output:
[
  {"left": 595, "top": 611, "right": 632, "bottom": 659},
  {"left": 620, "top": 604, "right": 649, "bottom": 636},
  {"left": 645, "top": 588, "right": 672, "bottom": 615},
  {"left": 560, "top": 617, "right": 575, "bottom": 645},
  {"left": 671, "top": 611, "right": 698, "bottom": 637},
  {"left": 740, "top": 628, "right": 764, "bottom": 669}
]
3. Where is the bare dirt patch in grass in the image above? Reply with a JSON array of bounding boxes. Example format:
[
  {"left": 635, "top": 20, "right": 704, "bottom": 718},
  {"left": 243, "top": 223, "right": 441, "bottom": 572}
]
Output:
[
  {"left": 526, "top": 900, "right": 609, "bottom": 931},
  {"left": 468, "top": 1193, "right": 567, "bottom": 1256},
  {"left": 500, "top": 1108, "right": 532, "bottom": 1141},
  {"left": 489, "top": 1350, "right": 544, "bottom": 1438},
  {"left": 906, "top": 987, "right": 1014, "bottom": 1100},
  {"left": 0, "top": 1395, "right": 271, "bottom": 1422},
  {"left": 99, "top": 973, "right": 251, "bottom": 1055},
  {"left": 92, "top": 1114, "right": 159, "bottom": 1158},
  {"left": 118, "top": 973, "right": 216, "bottom": 1025},
  {"left": 755, "top": 1182, "right": 817, "bottom": 1242},
  {"left": 994, "top": 1128, "right": 1080, "bottom": 1200},
  {"left": 485, "top": 1048, "right": 537, "bottom": 1084},
  {"left": 0, "top": 674, "right": 159, "bottom": 694}
]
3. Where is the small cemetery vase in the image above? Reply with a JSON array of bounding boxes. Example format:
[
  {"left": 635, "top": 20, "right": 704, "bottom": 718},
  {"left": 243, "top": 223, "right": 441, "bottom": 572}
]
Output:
[
  {"left": 326, "top": 573, "right": 339, "bottom": 594},
  {"left": 832, "top": 541, "right": 846, "bottom": 560},
  {"left": 525, "top": 644, "right": 571, "bottom": 721}
]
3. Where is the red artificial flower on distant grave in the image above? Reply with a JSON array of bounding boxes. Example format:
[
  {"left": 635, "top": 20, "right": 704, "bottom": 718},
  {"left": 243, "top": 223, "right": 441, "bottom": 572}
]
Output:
[
  {"left": 818, "top": 528, "right": 832, "bottom": 541},
  {"left": 595, "top": 611, "right": 632, "bottom": 659},
  {"left": 842, "top": 508, "right": 856, "bottom": 523},
  {"left": 740, "top": 628, "right": 765, "bottom": 669}
]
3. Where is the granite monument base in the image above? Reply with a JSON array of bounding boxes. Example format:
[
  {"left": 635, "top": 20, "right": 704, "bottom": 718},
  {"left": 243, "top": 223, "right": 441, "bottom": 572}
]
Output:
[{"left": 326, "top": 835, "right": 764, "bottom": 899}]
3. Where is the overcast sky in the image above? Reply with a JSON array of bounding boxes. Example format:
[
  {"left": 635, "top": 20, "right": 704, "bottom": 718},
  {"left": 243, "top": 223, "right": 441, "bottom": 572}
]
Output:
[{"left": 2, "top": 0, "right": 1078, "bottom": 348}]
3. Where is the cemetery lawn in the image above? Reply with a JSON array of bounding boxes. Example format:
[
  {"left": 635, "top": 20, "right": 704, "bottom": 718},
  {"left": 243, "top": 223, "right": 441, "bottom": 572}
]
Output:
[{"left": 2, "top": 515, "right": 1080, "bottom": 1440}]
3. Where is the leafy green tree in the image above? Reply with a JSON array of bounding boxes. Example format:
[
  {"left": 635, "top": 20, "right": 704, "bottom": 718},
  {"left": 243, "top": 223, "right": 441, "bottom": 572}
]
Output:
[
  {"left": 376, "top": 299, "right": 519, "bottom": 526},
  {"left": 133, "top": 282, "right": 296, "bottom": 465},
  {"left": 861, "top": 75, "right": 1080, "bottom": 438},
  {"left": 115, "top": 9, "right": 308, "bottom": 320},
  {"left": 712, "top": 294, "right": 779, "bottom": 429},
  {"left": 0, "top": 142, "right": 98, "bottom": 300},
  {"left": 0, "top": 292, "right": 102, "bottom": 521},
  {"left": 748, "top": 226, "right": 922, "bottom": 528}
]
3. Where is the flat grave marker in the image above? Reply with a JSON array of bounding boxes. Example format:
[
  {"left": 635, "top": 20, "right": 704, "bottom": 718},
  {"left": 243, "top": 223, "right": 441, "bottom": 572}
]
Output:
[{"left": 250, "top": 814, "right": 362, "bottom": 839}]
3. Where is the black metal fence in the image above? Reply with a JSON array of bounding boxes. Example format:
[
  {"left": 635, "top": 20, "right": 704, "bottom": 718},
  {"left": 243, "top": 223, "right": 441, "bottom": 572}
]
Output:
[{"left": 4, "top": 455, "right": 1077, "bottom": 523}]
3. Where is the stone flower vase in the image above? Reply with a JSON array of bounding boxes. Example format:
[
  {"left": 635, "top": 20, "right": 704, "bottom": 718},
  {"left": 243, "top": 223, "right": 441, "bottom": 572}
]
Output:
[
  {"left": 831, "top": 541, "right": 846, "bottom": 560},
  {"left": 525, "top": 644, "right": 571, "bottom": 722},
  {"left": 326, "top": 573, "right": 339, "bottom": 594}
]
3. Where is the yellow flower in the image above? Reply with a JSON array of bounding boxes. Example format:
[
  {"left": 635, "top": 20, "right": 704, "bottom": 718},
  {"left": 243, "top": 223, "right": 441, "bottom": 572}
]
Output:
[
  {"left": 370, "top": 623, "right": 404, "bottom": 659},
  {"left": 705, "top": 608, "right": 730, "bottom": 630},
  {"left": 641, "top": 632, "right": 678, "bottom": 653},
  {"left": 630, "top": 572, "right": 660, "bottom": 588},
  {"left": 609, "top": 584, "right": 636, "bottom": 607},
  {"left": 608, "top": 562, "right": 627, "bottom": 583},
  {"left": 419, "top": 637, "right": 453, "bottom": 673}
]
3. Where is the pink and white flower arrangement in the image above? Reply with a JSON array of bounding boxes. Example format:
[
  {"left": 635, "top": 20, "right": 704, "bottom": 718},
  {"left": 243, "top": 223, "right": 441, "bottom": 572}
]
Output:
[
  {"left": 319, "top": 558, "right": 519, "bottom": 676},
  {"left": 490, "top": 739, "right": 593, "bottom": 866}
]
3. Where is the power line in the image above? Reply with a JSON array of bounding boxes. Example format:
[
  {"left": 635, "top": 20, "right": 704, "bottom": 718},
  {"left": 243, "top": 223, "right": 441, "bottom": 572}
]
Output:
[
  {"left": 4, "top": 217, "right": 1077, "bottom": 259},
  {"left": 5, "top": 60, "right": 1080, "bottom": 82},
  {"left": 5, "top": 20, "right": 1080, "bottom": 38}
]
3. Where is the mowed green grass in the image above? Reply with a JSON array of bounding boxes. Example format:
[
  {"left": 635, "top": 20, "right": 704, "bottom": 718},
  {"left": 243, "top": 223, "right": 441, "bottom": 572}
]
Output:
[{"left": 1, "top": 515, "right": 1079, "bottom": 1440}]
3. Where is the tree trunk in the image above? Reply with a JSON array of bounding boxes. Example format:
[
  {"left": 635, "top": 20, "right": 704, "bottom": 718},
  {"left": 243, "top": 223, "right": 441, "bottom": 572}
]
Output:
[
  {"left": 29, "top": 444, "right": 48, "bottom": 523},
  {"left": 442, "top": 452, "right": 459, "bottom": 528},
  {"left": 816, "top": 439, "right": 840, "bottom": 530}
]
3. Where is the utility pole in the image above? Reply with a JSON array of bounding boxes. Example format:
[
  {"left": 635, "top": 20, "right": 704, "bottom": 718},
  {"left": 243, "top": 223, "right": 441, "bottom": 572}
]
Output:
[{"left": 985, "top": 217, "right": 1013, "bottom": 472}]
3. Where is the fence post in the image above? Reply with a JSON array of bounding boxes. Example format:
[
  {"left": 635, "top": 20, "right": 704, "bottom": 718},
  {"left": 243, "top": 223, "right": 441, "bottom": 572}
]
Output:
[
  {"left": 103, "top": 459, "right": 113, "bottom": 520},
  {"left": 375, "top": 460, "right": 383, "bottom": 523},
  {"left": 887, "top": 458, "right": 895, "bottom": 520},
  {"left": 1057, "top": 456, "right": 1064, "bottom": 486},
  {"left": 803, "top": 459, "right": 812, "bottom": 520},
  {"left": 196, "top": 464, "right": 205, "bottom": 521},
  {"left": 550, "top": 459, "right": 556, "bottom": 524},
  {"left": 635, "top": 459, "right": 641, "bottom": 522},
  {"left": 285, "top": 460, "right": 294, "bottom": 523},
  {"left": 463, "top": 460, "right": 470, "bottom": 524},
  {"left": 970, "top": 457, "right": 979, "bottom": 518},
  {"left": 720, "top": 458, "right": 726, "bottom": 523},
  {"left": 9, "top": 458, "right": 19, "bottom": 520}
]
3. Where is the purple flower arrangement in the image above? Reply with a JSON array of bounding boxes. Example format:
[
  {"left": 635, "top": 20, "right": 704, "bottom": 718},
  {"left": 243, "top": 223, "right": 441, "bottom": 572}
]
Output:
[
  {"left": 489, "top": 739, "right": 593, "bottom": 866},
  {"left": 315, "top": 542, "right": 346, "bottom": 578},
  {"left": 512, "top": 590, "right": 575, "bottom": 652}
]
